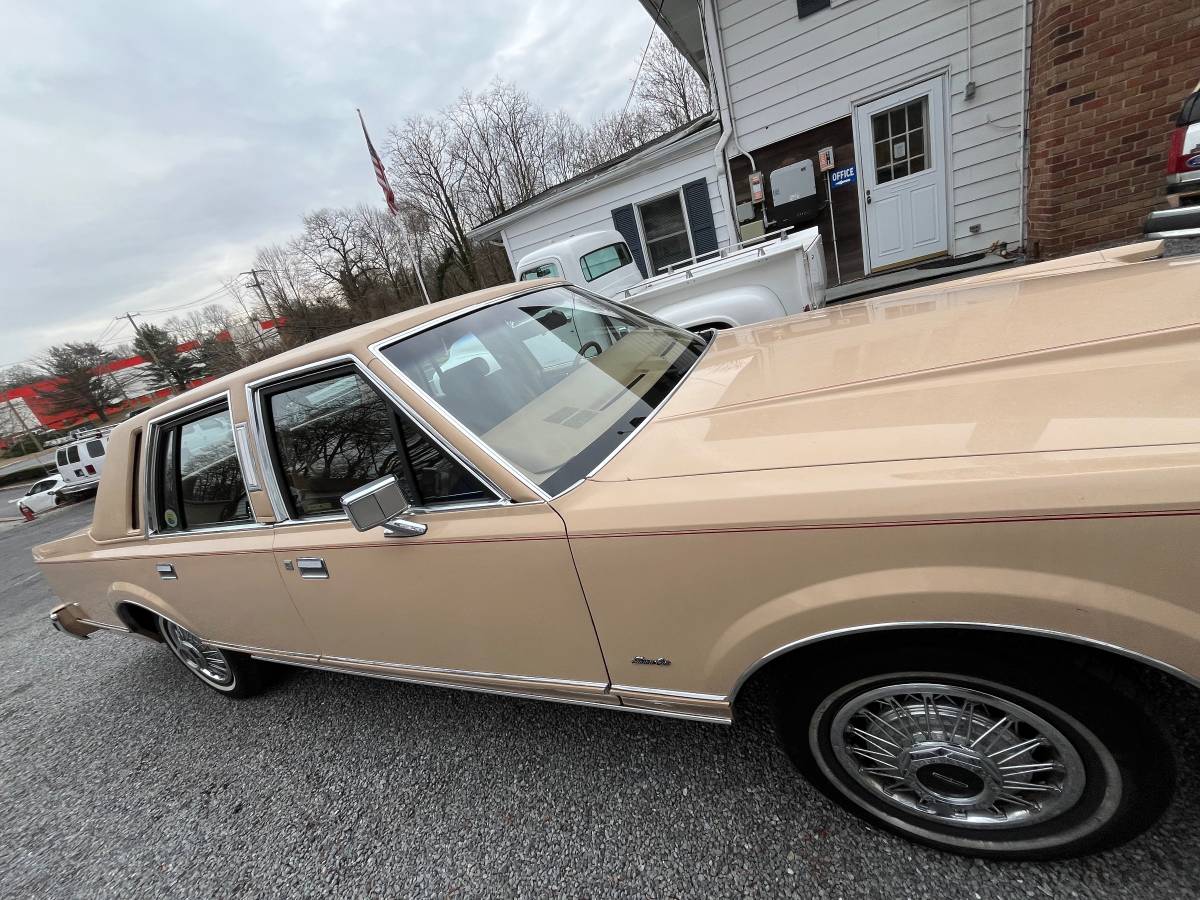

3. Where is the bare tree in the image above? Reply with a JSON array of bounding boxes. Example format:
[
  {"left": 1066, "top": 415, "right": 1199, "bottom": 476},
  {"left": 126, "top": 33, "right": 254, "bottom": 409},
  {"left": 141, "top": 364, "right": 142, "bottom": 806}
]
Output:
[
  {"left": 636, "top": 34, "right": 710, "bottom": 129},
  {"left": 388, "top": 115, "right": 478, "bottom": 289},
  {"left": 353, "top": 204, "right": 421, "bottom": 313}
]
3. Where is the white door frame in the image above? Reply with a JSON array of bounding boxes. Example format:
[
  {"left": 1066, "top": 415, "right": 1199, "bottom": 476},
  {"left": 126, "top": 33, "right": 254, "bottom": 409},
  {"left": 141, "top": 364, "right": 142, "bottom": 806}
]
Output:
[{"left": 852, "top": 73, "right": 952, "bottom": 275}]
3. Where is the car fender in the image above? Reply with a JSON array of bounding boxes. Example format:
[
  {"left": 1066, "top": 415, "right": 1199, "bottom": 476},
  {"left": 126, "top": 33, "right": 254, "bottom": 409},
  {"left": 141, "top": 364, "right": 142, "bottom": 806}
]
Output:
[
  {"left": 630, "top": 284, "right": 787, "bottom": 330},
  {"left": 709, "top": 565, "right": 1200, "bottom": 702},
  {"left": 108, "top": 583, "right": 193, "bottom": 637}
]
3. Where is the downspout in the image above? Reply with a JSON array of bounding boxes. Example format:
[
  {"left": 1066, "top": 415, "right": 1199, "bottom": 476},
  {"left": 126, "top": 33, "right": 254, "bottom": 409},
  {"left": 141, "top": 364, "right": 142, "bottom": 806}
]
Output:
[
  {"left": 1018, "top": 0, "right": 1030, "bottom": 256},
  {"left": 700, "top": 0, "right": 742, "bottom": 240}
]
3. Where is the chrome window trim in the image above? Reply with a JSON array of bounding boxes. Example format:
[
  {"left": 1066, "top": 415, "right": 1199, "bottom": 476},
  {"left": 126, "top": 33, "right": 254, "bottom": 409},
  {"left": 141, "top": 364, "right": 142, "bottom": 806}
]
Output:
[
  {"left": 726, "top": 621, "right": 1200, "bottom": 703},
  {"left": 243, "top": 353, "right": 510, "bottom": 526},
  {"left": 231, "top": 422, "right": 261, "bottom": 492},
  {"left": 367, "top": 283, "right": 712, "bottom": 501},
  {"left": 143, "top": 391, "right": 265, "bottom": 538}
]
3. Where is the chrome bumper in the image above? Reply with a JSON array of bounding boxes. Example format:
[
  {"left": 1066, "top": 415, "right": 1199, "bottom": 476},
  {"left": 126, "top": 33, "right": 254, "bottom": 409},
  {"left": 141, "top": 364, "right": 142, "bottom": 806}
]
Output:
[{"left": 49, "top": 603, "right": 99, "bottom": 640}]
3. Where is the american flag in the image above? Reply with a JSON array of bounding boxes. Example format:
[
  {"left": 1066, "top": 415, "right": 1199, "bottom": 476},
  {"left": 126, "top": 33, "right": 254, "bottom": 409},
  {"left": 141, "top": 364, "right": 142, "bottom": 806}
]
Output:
[{"left": 357, "top": 109, "right": 398, "bottom": 216}]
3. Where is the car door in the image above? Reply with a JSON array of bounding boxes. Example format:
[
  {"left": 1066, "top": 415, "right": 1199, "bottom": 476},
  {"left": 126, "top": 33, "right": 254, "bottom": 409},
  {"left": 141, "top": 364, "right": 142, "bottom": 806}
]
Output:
[
  {"left": 137, "top": 394, "right": 318, "bottom": 655},
  {"left": 252, "top": 358, "right": 611, "bottom": 696}
]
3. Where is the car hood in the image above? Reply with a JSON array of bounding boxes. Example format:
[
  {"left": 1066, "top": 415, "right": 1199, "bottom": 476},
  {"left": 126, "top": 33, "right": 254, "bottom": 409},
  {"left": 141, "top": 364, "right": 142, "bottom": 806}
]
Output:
[{"left": 594, "top": 253, "right": 1200, "bottom": 482}]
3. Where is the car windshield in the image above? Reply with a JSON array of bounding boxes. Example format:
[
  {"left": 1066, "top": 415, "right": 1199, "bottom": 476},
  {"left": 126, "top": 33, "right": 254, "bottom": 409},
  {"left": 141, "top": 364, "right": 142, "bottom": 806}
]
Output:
[{"left": 380, "top": 286, "right": 705, "bottom": 495}]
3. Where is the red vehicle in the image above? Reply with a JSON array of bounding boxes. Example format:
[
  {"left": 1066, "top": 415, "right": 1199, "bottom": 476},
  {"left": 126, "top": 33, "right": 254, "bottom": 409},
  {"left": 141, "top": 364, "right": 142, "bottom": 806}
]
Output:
[{"left": 1167, "top": 80, "right": 1200, "bottom": 207}]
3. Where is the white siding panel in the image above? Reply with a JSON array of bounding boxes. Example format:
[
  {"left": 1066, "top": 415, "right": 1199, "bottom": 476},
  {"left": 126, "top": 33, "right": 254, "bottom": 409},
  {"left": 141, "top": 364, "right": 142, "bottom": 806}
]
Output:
[
  {"left": 955, "top": 153, "right": 1022, "bottom": 188},
  {"left": 716, "top": 0, "right": 1027, "bottom": 257},
  {"left": 501, "top": 146, "right": 728, "bottom": 268}
]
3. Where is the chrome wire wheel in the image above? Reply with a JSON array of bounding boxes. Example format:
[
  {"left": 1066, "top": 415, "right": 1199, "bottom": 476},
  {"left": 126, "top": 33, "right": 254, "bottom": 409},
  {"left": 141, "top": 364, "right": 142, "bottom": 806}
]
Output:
[
  {"left": 161, "top": 619, "right": 236, "bottom": 690},
  {"left": 825, "top": 682, "right": 1086, "bottom": 827},
  {"left": 812, "top": 677, "right": 1122, "bottom": 849}
]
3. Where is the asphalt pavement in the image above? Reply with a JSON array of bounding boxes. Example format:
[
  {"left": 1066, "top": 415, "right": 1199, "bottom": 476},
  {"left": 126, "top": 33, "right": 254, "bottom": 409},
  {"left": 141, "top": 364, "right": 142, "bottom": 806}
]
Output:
[{"left": 2, "top": 499, "right": 1199, "bottom": 899}]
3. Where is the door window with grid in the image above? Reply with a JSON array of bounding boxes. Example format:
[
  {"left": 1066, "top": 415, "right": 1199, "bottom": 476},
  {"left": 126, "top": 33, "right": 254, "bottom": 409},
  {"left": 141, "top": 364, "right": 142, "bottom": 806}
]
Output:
[
  {"left": 871, "top": 98, "right": 928, "bottom": 184},
  {"left": 637, "top": 193, "right": 693, "bottom": 274}
]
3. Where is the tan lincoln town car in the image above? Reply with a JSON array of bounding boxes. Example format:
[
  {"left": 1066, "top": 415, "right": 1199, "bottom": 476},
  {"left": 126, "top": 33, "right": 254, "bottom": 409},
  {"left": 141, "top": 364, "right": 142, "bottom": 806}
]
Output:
[{"left": 37, "top": 242, "right": 1200, "bottom": 859}]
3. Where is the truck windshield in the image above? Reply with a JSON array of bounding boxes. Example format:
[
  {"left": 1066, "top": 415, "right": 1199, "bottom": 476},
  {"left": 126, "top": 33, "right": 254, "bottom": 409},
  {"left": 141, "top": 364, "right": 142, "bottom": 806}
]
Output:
[{"left": 380, "top": 287, "right": 705, "bottom": 495}]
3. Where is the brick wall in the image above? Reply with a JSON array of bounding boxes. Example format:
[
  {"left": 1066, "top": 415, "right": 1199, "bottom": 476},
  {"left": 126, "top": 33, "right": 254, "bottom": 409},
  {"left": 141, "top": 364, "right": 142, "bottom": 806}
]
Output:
[{"left": 1026, "top": 0, "right": 1200, "bottom": 258}]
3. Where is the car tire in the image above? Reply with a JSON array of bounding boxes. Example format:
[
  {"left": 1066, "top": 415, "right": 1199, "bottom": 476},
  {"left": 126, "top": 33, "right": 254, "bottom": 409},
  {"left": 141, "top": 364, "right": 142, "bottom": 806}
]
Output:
[
  {"left": 157, "top": 616, "right": 269, "bottom": 699},
  {"left": 53, "top": 492, "right": 65, "bottom": 507},
  {"left": 772, "top": 643, "right": 1175, "bottom": 860}
]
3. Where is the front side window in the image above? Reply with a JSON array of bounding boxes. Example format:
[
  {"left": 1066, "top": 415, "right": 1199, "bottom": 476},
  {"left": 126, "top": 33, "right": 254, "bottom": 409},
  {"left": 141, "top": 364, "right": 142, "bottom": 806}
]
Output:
[
  {"left": 381, "top": 287, "right": 705, "bottom": 496},
  {"left": 263, "top": 367, "right": 492, "bottom": 519},
  {"left": 154, "top": 404, "right": 252, "bottom": 533},
  {"left": 28, "top": 480, "right": 54, "bottom": 496},
  {"left": 519, "top": 261, "right": 561, "bottom": 281},
  {"left": 638, "top": 193, "right": 693, "bottom": 274},
  {"left": 579, "top": 243, "right": 633, "bottom": 282}
]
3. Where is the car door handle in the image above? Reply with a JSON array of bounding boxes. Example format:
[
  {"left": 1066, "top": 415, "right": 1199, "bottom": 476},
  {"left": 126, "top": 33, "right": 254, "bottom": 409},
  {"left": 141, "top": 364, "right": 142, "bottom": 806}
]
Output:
[
  {"left": 156, "top": 563, "right": 177, "bottom": 581},
  {"left": 295, "top": 557, "right": 329, "bottom": 579}
]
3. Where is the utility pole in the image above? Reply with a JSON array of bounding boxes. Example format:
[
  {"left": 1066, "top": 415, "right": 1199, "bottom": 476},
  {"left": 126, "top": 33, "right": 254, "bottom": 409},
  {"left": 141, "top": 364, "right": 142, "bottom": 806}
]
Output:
[
  {"left": 122, "top": 313, "right": 177, "bottom": 396},
  {"left": 241, "top": 270, "right": 280, "bottom": 322}
]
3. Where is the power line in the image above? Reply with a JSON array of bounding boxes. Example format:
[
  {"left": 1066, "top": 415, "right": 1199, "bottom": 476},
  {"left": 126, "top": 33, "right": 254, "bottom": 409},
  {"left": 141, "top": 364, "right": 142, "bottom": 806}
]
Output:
[
  {"left": 135, "top": 285, "right": 231, "bottom": 317},
  {"left": 613, "top": 0, "right": 666, "bottom": 149}
]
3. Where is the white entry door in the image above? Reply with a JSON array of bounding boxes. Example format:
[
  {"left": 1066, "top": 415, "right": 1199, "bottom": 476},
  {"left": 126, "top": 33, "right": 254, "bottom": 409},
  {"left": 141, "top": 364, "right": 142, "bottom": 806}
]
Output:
[{"left": 855, "top": 77, "right": 949, "bottom": 271}]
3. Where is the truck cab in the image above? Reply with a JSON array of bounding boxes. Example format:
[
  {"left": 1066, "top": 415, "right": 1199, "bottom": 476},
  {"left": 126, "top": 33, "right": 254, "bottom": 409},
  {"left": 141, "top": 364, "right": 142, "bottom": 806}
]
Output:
[
  {"left": 516, "top": 227, "right": 826, "bottom": 334},
  {"left": 516, "top": 231, "right": 644, "bottom": 298}
]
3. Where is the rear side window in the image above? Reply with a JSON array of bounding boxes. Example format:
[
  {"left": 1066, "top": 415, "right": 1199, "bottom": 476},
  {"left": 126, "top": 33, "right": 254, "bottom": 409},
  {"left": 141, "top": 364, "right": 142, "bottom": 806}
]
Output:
[
  {"left": 153, "top": 404, "right": 252, "bottom": 533},
  {"left": 67, "top": 445, "right": 80, "bottom": 464},
  {"left": 85, "top": 439, "right": 105, "bottom": 458},
  {"left": 579, "top": 243, "right": 632, "bottom": 282},
  {"left": 519, "top": 261, "right": 561, "bottom": 281},
  {"left": 262, "top": 366, "right": 493, "bottom": 519}
]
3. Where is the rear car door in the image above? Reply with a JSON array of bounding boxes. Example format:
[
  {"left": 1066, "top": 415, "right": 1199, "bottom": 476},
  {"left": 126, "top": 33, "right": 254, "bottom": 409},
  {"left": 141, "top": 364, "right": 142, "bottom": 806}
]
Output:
[
  {"left": 140, "top": 394, "right": 316, "bottom": 654},
  {"left": 252, "top": 358, "right": 610, "bottom": 694}
]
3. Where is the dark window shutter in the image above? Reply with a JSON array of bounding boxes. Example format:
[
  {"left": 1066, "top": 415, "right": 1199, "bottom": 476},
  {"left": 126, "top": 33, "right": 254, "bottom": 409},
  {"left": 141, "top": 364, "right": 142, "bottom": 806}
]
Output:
[
  {"left": 797, "top": 0, "right": 830, "bottom": 18},
  {"left": 682, "top": 178, "right": 718, "bottom": 258},
  {"left": 610, "top": 205, "right": 648, "bottom": 278}
]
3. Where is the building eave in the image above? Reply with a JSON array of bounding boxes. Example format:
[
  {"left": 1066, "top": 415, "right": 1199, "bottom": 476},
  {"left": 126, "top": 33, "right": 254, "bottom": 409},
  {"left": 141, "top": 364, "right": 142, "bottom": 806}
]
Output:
[{"left": 636, "top": 0, "right": 708, "bottom": 81}]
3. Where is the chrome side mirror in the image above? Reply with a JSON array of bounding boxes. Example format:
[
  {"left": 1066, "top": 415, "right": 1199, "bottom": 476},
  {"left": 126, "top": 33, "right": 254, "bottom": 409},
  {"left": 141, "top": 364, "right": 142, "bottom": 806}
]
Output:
[{"left": 339, "top": 475, "right": 427, "bottom": 538}]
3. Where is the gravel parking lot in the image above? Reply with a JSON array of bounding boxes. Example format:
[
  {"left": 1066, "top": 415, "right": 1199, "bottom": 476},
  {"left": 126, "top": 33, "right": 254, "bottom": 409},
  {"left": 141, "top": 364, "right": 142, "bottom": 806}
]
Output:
[{"left": 2, "top": 495, "right": 1199, "bottom": 899}]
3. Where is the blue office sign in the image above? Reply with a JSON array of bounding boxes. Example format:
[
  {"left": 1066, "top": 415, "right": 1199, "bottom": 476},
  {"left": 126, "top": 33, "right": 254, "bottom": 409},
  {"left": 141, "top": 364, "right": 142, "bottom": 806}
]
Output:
[{"left": 830, "top": 165, "right": 857, "bottom": 188}]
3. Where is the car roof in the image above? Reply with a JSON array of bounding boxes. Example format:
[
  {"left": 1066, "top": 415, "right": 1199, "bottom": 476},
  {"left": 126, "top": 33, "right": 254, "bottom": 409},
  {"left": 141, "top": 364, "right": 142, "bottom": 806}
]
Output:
[{"left": 119, "top": 280, "right": 561, "bottom": 431}]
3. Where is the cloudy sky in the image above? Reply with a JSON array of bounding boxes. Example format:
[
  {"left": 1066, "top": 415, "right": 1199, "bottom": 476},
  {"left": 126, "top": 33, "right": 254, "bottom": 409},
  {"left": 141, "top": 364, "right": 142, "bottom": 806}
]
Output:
[{"left": 0, "top": 0, "right": 654, "bottom": 369}]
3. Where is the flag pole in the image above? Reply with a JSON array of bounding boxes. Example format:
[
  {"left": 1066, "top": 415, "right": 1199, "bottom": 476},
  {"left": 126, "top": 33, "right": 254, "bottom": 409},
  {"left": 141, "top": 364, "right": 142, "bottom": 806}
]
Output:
[{"left": 357, "top": 109, "right": 432, "bottom": 305}]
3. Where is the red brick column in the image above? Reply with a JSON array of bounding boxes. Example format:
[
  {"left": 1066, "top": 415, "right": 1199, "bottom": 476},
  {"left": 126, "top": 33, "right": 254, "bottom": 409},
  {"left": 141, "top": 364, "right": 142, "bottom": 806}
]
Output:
[{"left": 1026, "top": 0, "right": 1200, "bottom": 258}]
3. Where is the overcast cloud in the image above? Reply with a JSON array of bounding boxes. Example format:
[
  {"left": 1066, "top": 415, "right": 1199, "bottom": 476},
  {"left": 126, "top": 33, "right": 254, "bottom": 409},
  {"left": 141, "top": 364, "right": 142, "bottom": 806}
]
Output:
[{"left": 0, "top": 0, "right": 653, "bottom": 368}]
